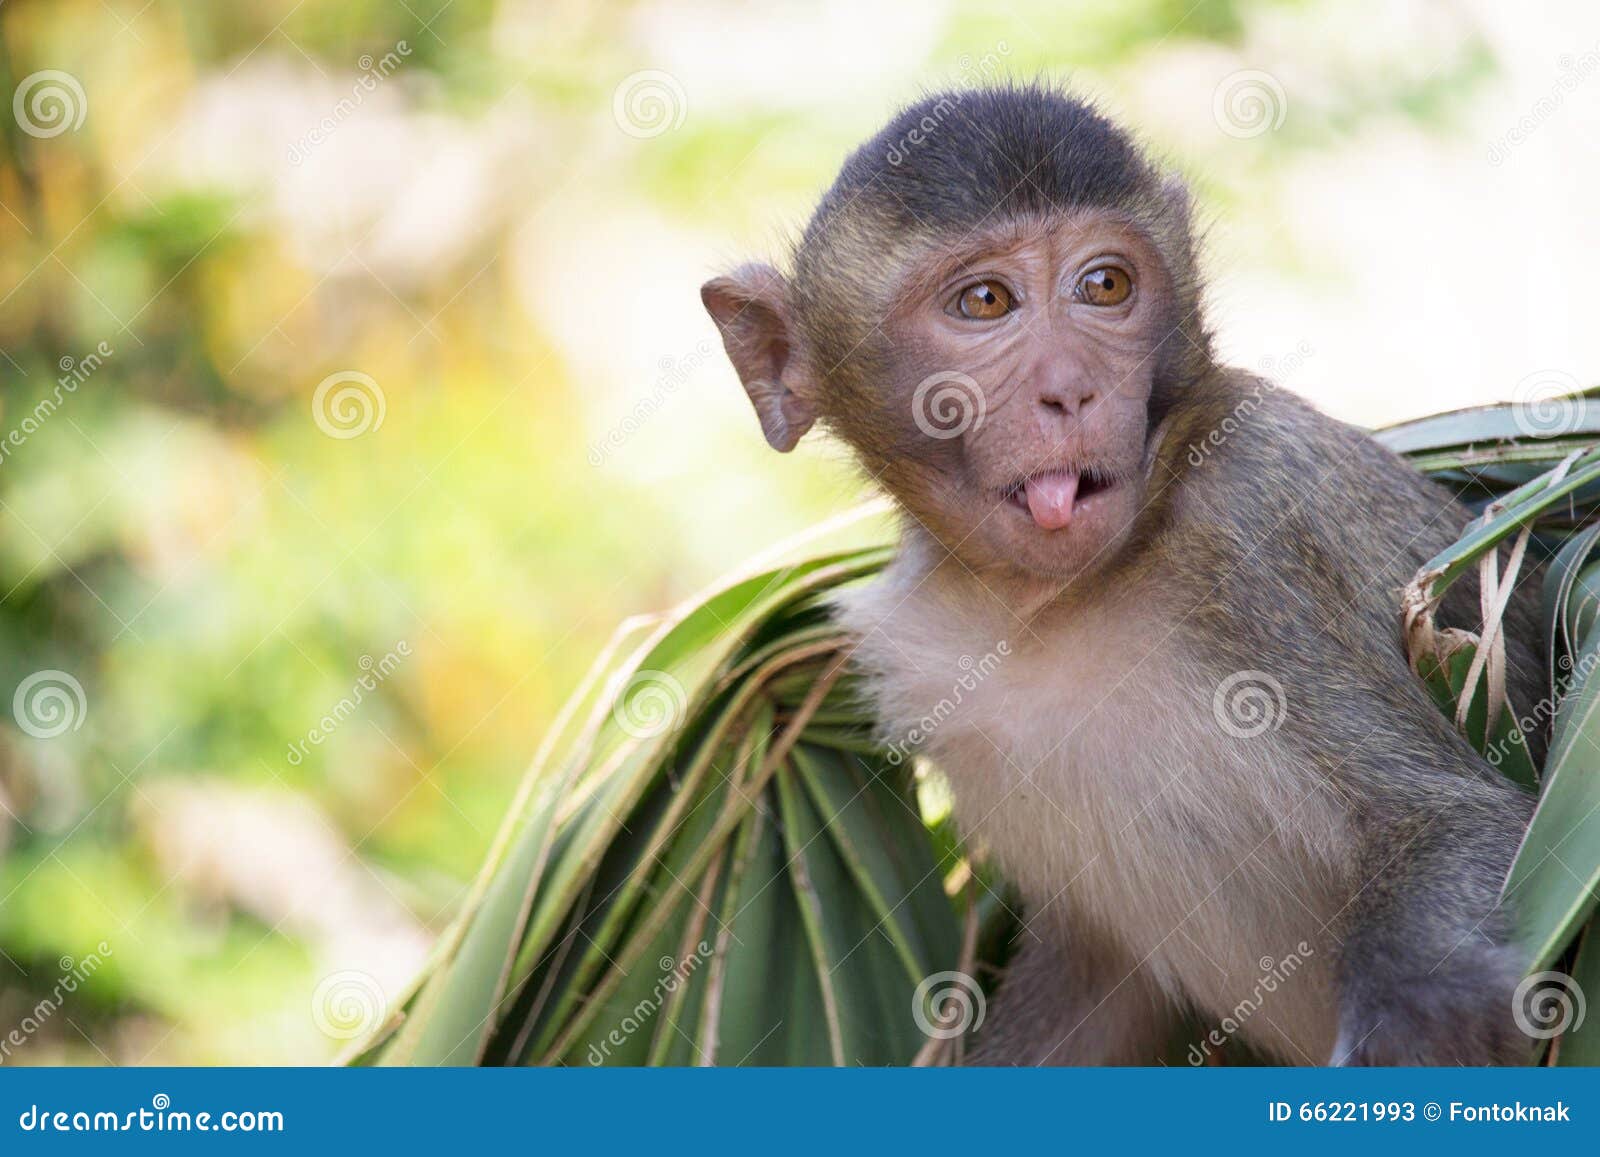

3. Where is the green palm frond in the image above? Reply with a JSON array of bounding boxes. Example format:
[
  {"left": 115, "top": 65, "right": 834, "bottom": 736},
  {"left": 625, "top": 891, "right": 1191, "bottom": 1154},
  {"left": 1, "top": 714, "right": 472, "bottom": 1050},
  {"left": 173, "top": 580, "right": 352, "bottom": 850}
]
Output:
[
  {"left": 351, "top": 396, "right": 1600, "bottom": 1067},
  {"left": 1380, "top": 397, "right": 1600, "bottom": 1065},
  {"left": 345, "top": 503, "right": 1013, "bottom": 1066}
]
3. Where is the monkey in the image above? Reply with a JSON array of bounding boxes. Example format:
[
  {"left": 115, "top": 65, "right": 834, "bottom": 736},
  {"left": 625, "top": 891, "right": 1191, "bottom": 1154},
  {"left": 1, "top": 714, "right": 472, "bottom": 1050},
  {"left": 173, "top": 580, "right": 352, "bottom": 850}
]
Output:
[{"left": 701, "top": 83, "right": 1546, "bottom": 1066}]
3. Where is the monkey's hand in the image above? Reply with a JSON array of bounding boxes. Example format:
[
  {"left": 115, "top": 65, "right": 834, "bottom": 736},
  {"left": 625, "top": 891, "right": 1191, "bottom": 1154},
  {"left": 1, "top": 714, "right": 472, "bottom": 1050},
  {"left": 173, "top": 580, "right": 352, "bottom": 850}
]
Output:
[
  {"left": 1329, "top": 938, "right": 1532, "bottom": 1065},
  {"left": 1328, "top": 767, "right": 1537, "bottom": 1067}
]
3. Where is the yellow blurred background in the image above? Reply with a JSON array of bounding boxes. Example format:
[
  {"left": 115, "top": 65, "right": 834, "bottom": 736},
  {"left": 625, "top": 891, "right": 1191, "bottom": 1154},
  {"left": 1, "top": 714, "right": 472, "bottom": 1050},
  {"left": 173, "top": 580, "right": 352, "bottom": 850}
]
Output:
[{"left": 0, "top": 0, "right": 1597, "bottom": 1064}]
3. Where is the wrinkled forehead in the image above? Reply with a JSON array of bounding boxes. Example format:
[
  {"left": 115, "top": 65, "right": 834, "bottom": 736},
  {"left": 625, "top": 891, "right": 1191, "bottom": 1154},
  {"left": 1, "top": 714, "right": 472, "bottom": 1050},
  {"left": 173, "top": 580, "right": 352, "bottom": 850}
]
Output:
[
  {"left": 799, "top": 196, "right": 1160, "bottom": 290},
  {"left": 887, "top": 208, "right": 1162, "bottom": 293},
  {"left": 791, "top": 90, "right": 1180, "bottom": 355}
]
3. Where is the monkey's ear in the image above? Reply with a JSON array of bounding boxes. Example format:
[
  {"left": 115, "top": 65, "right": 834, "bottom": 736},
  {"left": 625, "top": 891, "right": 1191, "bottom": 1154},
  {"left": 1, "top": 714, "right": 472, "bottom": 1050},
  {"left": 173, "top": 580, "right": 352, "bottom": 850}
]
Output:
[{"left": 701, "top": 264, "right": 817, "bottom": 452}]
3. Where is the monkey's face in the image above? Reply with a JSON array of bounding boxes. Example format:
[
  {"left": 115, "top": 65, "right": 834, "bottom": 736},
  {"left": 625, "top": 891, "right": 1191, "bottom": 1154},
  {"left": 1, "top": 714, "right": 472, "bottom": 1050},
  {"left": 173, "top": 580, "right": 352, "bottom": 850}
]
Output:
[
  {"left": 851, "top": 212, "right": 1172, "bottom": 582},
  {"left": 703, "top": 86, "right": 1205, "bottom": 587},
  {"left": 702, "top": 207, "right": 1183, "bottom": 587}
]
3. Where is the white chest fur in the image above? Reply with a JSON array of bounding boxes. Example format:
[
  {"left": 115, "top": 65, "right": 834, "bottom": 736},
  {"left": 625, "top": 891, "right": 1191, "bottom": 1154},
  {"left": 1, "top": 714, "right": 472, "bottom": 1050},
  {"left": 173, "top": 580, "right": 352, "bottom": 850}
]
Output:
[{"left": 832, "top": 553, "right": 1351, "bottom": 1060}]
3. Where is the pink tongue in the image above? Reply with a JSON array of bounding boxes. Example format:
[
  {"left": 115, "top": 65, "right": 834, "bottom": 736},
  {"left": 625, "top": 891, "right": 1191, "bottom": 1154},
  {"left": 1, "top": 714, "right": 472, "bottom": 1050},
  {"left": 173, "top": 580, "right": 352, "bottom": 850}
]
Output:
[{"left": 1024, "top": 472, "right": 1079, "bottom": 530}]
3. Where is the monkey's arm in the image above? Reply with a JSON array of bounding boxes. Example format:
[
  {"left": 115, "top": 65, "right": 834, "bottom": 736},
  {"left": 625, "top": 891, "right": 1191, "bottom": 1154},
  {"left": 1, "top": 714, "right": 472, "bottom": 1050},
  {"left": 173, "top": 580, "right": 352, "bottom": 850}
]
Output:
[
  {"left": 1183, "top": 385, "right": 1541, "bottom": 1064},
  {"left": 1326, "top": 727, "right": 1536, "bottom": 1066}
]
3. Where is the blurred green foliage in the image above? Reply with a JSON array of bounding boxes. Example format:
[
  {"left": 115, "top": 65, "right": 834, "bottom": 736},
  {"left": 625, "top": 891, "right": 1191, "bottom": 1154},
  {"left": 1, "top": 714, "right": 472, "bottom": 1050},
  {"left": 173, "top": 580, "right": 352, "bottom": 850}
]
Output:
[{"left": 0, "top": 0, "right": 1498, "bottom": 1064}]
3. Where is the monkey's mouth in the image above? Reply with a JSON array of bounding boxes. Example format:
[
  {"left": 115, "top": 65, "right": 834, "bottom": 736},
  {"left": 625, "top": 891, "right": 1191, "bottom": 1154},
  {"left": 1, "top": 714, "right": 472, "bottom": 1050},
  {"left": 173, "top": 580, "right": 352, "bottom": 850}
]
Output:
[{"left": 1000, "top": 467, "right": 1118, "bottom": 531}]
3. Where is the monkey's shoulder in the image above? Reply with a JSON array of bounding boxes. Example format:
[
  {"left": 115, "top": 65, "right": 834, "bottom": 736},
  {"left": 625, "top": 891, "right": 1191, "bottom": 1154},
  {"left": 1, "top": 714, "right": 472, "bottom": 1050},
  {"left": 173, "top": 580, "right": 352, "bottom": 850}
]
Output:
[
  {"left": 1178, "top": 375, "right": 1461, "bottom": 548},
  {"left": 1162, "top": 377, "right": 1467, "bottom": 632}
]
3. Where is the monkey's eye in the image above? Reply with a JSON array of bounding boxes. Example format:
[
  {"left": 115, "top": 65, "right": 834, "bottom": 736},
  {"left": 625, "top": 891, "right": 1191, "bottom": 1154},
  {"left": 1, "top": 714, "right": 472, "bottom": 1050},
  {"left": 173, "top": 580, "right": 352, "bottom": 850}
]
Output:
[
  {"left": 1077, "top": 266, "right": 1133, "bottom": 307},
  {"left": 954, "top": 281, "right": 1013, "bottom": 320}
]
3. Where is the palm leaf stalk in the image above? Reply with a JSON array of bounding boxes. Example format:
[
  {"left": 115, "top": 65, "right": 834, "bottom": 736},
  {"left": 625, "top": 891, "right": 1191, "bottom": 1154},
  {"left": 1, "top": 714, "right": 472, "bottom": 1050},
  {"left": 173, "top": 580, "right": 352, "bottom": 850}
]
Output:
[
  {"left": 350, "top": 393, "right": 1600, "bottom": 1067},
  {"left": 1389, "top": 395, "right": 1600, "bottom": 1065}
]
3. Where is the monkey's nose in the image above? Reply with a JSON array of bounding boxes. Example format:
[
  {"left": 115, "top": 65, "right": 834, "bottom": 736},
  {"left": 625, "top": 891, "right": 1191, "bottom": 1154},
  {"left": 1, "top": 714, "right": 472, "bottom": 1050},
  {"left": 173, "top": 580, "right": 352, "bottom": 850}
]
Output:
[{"left": 1038, "top": 385, "right": 1098, "bottom": 416}]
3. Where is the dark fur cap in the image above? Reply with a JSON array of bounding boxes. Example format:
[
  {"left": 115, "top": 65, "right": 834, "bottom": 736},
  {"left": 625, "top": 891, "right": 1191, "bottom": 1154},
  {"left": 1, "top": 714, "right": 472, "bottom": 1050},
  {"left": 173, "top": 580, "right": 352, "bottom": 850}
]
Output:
[
  {"left": 807, "top": 83, "right": 1163, "bottom": 237},
  {"left": 791, "top": 83, "right": 1209, "bottom": 415}
]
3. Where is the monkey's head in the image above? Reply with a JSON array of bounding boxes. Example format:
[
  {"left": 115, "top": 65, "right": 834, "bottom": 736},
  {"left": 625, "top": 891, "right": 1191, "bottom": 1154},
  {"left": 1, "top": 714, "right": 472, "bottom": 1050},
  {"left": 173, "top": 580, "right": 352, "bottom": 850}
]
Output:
[{"left": 703, "top": 84, "right": 1209, "bottom": 583}]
